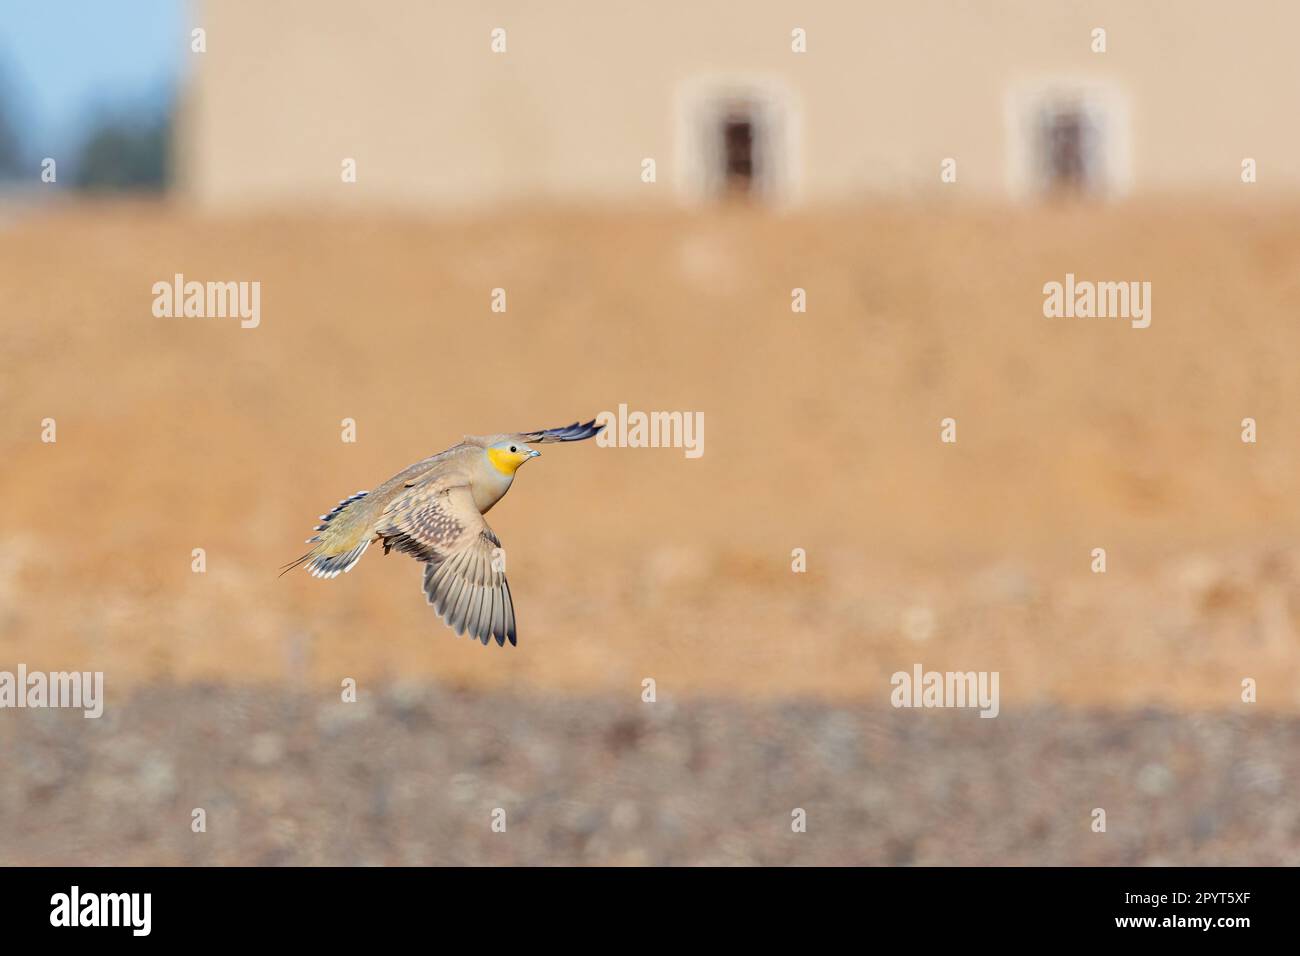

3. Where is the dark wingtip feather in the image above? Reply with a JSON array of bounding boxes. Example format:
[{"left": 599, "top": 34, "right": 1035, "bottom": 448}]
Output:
[{"left": 519, "top": 417, "right": 605, "bottom": 443}]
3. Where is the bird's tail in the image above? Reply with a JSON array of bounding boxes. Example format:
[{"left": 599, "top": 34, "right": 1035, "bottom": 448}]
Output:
[{"left": 279, "top": 490, "right": 373, "bottom": 579}]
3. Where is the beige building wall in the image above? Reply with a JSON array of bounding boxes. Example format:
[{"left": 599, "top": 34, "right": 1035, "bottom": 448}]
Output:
[{"left": 182, "top": 1, "right": 1300, "bottom": 208}]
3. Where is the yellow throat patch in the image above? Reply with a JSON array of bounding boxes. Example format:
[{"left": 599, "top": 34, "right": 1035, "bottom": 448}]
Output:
[{"left": 488, "top": 447, "right": 529, "bottom": 475}]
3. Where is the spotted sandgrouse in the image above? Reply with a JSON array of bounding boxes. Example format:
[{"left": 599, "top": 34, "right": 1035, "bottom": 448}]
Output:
[{"left": 283, "top": 420, "right": 603, "bottom": 646}]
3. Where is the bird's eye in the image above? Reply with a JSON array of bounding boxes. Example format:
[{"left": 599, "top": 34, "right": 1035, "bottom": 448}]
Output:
[{"left": 510, "top": 446, "right": 517, "bottom": 453}]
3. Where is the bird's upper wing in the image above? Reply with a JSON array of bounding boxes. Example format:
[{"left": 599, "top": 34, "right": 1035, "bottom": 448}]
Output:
[
  {"left": 512, "top": 418, "right": 604, "bottom": 444},
  {"left": 377, "top": 480, "right": 516, "bottom": 646}
]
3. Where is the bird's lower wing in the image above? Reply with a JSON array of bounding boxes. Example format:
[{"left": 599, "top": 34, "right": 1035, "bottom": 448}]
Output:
[
  {"left": 421, "top": 536, "right": 515, "bottom": 647},
  {"left": 377, "top": 483, "right": 516, "bottom": 646}
]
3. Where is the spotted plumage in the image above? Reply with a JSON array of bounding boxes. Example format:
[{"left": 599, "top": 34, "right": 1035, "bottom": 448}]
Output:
[{"left": 281, "top": 419, "right": 603, "bottom": 646}]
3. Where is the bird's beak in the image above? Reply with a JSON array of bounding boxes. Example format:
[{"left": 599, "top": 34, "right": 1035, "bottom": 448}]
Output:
[{"left": 528, "top": 450, "right": 541, "bottom": 458}]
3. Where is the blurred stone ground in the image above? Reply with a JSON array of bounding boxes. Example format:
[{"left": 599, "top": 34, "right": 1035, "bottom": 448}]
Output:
[{"left": 1, "top": 683, "right": 1294, "bottom": 866}]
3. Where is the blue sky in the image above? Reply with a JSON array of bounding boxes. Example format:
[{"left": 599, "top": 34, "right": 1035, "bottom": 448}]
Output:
[{"left": 0, "top": 1, "right": 188, "bottom": 154}]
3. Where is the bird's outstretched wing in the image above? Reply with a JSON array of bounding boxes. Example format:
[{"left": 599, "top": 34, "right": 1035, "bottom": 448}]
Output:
[
  {"left": 513, "top": 418, "right": 604, "bottom": 444},
  {"left": 377, "top": 482, "right": 515, "bottom": 646}
]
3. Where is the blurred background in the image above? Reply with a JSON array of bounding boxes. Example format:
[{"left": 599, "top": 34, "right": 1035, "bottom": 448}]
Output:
[{"left": 1, "top": 1, "right": 1298, "bottom": 865}]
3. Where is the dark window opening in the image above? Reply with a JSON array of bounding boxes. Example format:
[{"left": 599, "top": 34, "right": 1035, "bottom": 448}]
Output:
[
  {"left": 1041, "top": 109, "right": 1094, "bottom": 195},
  {"left": 722, "top": 115, "right": 755, "bottom": 196}
]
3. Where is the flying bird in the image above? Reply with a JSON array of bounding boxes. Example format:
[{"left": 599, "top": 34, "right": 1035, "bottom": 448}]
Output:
[{"left": 282, "top": 420, "right": 604, "bottom": 647}]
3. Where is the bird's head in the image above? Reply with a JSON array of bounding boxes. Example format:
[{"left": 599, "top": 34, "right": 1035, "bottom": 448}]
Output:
[{"left": 486, "top": 439, "right": 540, "bottom": 476}]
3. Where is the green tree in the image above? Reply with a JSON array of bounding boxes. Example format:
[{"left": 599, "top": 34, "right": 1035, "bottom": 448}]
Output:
[
  {"left": 74, "top": 113, "right": 170, "bottom": 191},
  {"left": 0, "top": 78, "right": 24, "bottom": 180}
]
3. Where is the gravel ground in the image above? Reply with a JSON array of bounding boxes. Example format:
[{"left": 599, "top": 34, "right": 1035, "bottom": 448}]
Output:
[{"left": 1, "top": 683, "right": 1295, "bottom": 866}]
